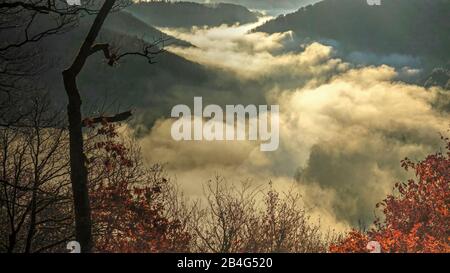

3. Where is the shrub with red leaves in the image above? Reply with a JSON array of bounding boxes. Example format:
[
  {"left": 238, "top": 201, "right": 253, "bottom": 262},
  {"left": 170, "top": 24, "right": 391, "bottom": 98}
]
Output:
[
  {"left": 330, "top": 135, "right": 450, "bottom": 253},
  {"left": 88, "top": 123, "right": 190, "bottom": 252}
]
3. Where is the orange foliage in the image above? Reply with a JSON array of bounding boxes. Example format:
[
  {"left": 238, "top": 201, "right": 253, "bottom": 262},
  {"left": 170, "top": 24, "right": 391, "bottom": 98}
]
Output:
[
  {"left": 329, "top": 230, "right": 368, "bottom": 253},
  {"left": 330, "top": 135, "right": 450, "bottom": 253},
  {"left": 91, "top": 179, "right": 190, "bottom": 253},
  {"left": 88, "top": 123, "right": 190, "bottom": 252}
]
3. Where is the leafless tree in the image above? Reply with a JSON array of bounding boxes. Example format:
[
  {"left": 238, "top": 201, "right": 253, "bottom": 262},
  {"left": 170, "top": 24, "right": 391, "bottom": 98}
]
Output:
[
  {"left": 0, "top": 0, "right": 132, "bottom": 127},
  {"left": 0, "top": 0, "right": 165, "bottom": 252},
  {"left": 0, "top": 1, "right": 85, "bottom": 127},
  {"left": 0, "top": 96, "right": 72, "bottom": 253},
  {"left": 191, "top": 177, "right": 259, "bottom": 252},
  {"left": 191, "top": 178, "right": 336, "bottom": 253}
]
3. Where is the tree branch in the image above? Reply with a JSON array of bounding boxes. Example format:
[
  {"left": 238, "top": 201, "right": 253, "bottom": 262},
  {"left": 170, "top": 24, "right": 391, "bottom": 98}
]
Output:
[{"left": 81, "top": 110, "right": 132, "bottom": 127}]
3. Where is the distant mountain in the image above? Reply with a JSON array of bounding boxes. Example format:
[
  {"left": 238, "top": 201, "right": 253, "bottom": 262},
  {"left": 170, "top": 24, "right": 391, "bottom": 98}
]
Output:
[
  {"left": 64, "top": 10, "right": 191, "bottom": 48},
  {"left": 184, "top": 0, "right": 321, "bottom": 12},
  {"left": 102, "top": 11, "right": 192, "bottom": 47},
  {"left": 126, "top": 1, "right": 260, "bottom": 27},
  {"left": 32, "top": 11, "right": 260, "bottom": 130},
  {"left": 423, "top": 64, "right": 450, "bottom": 90},
  {"left": 255, "top": 0, "right": 450, "bottom": 64}
]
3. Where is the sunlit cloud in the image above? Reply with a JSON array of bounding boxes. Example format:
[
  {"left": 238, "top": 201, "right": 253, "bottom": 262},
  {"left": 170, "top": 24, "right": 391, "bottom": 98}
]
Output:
[{"left": 134, "top": 22, "right": 450, "bottom": 231}]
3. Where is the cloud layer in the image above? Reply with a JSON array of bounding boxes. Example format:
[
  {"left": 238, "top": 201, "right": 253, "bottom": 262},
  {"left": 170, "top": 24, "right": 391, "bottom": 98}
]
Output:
[{"left": 134, "top": 22, "right": 450, "bottom": 231}]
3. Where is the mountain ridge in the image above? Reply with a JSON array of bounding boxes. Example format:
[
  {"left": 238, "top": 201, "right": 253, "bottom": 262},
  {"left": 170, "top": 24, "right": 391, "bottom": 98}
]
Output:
[
  {"left": 126, "top": 1, "right": 260, "bottom": 27},
  {"left": 254, "top": 0, "right": 450, "bottom": 66}
]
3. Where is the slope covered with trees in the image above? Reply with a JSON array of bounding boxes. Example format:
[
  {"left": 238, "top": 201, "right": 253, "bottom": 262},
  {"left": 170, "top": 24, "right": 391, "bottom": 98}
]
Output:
[
  {"left": 127, "top": 1, "right": 260, "bottom": 27},
  {"left": 255, "top": 0, "right": 450, "bottom": 64},
  {"left": 186, "top": 0, "right": 321, "bottom": 12},
  {"left": 102, "top": 11, "right": 192, "bottom": 47}
]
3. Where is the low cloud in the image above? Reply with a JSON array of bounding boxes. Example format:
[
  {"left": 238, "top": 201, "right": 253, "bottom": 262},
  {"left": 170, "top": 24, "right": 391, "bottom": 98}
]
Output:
[
  {"left": 133, "top": 22, "right": 450, "bottom": 231},
  {"left": 162, "top": 22, "right": 347, "bottom": 83},
  {"left": 277, "top": 65, "right": 448, "bottom": 225}
]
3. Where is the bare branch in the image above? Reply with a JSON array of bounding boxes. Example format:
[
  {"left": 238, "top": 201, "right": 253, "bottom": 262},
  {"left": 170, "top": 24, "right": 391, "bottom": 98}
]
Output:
[{"left": 82, "top": 110, "right": 132, "bottom": 127}]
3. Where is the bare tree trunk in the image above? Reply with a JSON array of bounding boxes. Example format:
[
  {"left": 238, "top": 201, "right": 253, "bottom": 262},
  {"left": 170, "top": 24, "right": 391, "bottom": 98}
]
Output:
[
  {"left": 24, "top": 183, "right": 37, "bottom": 253},
  {"left": 25, "top": 126, "right": 41, "bottom": 253},
  {"left": 63, "top": 73, "right": 93, "bottom": 253},
  {"left": 62, "top": 0, "right": 116, "bottom": 253}
]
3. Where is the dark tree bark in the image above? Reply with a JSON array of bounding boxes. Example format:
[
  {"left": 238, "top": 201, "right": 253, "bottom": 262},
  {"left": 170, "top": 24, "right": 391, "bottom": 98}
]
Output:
[
  {"left": 62, "top": 0, "right": 116, "bottom": 253},
  {"left": 62, "top": 0, "right": 162, "bottom": 252}
]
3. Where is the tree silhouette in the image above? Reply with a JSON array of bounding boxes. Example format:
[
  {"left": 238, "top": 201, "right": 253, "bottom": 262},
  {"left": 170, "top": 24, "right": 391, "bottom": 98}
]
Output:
[{"left": 62, "top": 0, "right": 164, "bottom": 252}]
